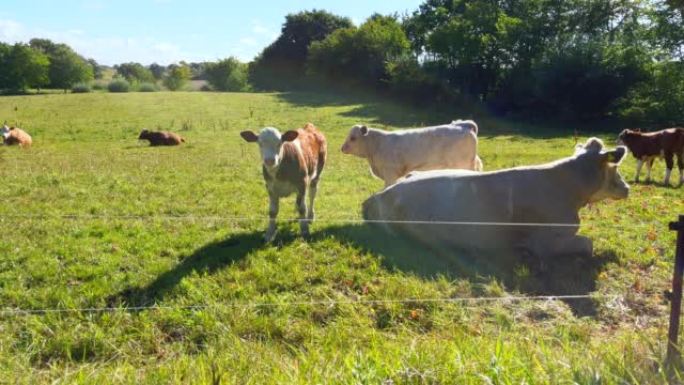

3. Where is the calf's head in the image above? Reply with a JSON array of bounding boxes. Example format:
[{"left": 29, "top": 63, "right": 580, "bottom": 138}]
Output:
[
  {"left": 616, "top": 128, "right": 639, "bottom": 146},
  {"left": 574, "top": 138, "right": 629, "bottom": 203},
  {"left": 240, "top": 127, "right": 299, "bottom": 169},
  {"left": 341, "top": 124, "right": 369, "bottom": 157},
  {"left": 1, "top": 124, "right": 10, "bottom": 140},
  {"left": 138, "top": 129, "right": 151, "bottom": 140}
]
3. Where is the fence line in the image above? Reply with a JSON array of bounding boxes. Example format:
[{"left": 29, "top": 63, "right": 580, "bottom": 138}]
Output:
[
  {"left": 0, "top": 213, "right": 661, "bottom": 229},
  {"left": 0, "top": 294, "right": 621, "bottom": 317}
]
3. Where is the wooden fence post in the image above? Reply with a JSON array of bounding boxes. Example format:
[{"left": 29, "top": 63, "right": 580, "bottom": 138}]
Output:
[{"left": 667, "top": 215, "right": 684, "bottom": 370}]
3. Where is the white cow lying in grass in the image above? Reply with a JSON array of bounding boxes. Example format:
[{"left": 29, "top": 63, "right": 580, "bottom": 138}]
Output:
[
  {"left": 362, "top": 138, "right": 629, "bottom": 260},
  {"left": 341, "top": 120, "right": 482, "bottom": 187}
]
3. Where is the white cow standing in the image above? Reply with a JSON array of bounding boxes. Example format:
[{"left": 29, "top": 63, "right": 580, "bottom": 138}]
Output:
[
  {"left": 341, "top": 120, "right": 482, "bottom": 187},
  {"left": 362, "top": 138, "right": 629, "bottom": 260}
]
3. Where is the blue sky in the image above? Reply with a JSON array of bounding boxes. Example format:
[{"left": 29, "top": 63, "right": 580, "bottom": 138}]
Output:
[{"left": 0, "top": 0, "right": 423, "bottom": 65}]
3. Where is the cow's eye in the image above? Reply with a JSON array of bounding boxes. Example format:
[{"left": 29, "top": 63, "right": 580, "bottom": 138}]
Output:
[{"left": 350, "top": 137, "right": 356, "bottom": 142}]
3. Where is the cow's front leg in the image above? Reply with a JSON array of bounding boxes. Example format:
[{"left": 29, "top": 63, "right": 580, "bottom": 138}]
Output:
[
  {"left": 677, "top": 153, "right": 684, "bottom": 187},
  {"left": 265, "top": 195, "right": 279, "bottom": 243},
  {"left": 645, "top": 158, "right": 654, "bottom": 183},
  {"left": 296, "top": 187, "right": 309, "bottom": 239},
  {"left": 634, "top": 159, "right": 643, "bottom": 182}
]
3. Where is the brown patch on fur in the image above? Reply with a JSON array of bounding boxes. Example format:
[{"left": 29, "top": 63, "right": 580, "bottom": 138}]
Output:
[
  {"left": 4, "top": 127, "right": 32, "bottom": 147},
  {"left": 138, "top": 129, "right": 185, "bottom": 146},
  {"left": 264, "top": 123, "right": 327, "bottom": 185}
]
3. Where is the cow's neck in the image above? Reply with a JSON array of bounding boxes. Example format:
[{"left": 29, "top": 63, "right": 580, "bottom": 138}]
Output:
[{"left": 551, "top": 157, "right": 602, "bottom": 210}]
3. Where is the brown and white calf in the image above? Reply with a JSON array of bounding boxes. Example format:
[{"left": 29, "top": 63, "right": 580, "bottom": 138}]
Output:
[
  {"left": 2, "top": 123, "right": 32, "bottom": 147},
  {"left": 241, "top": 123, "right": 327, "bottom": 242},
  {"left": 341, "top": 120, "right": 482, "bottom": 187},
  {"left": 617, "top": 128, "right": 684, "bottom": 186}
]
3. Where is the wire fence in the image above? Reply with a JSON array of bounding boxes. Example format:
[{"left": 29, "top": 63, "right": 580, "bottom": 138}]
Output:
[
  {"left": 0, "top": 213, "right": 664, "bottom": 230},
  {"left": 0, "top": 294, "right": 623, "bottom": 317}
]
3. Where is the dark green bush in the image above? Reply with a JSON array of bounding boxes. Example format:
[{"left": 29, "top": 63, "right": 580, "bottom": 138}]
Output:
[
  {"left": 107, "top": 79, "right": 130, "bottom": 93},
  {"left": 71, "top": 82, "right": 91, "bottom": 93},
  {"left": 137, "top": 82, "right": 158, "bottom": 92}
]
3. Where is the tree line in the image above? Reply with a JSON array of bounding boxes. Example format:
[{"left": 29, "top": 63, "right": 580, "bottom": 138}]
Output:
[
  {"left": 250, "top": 2, "right": 684, "bottom": 125},
  {"left": 0, "top": 39, "right": 250, "bottom": 93},
  {"left": 2, "top": 1, "right": 682, "bottom": 125}
]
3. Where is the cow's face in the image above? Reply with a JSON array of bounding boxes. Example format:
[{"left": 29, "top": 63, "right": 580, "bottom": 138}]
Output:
[
  {"left": 1, "top": 125, "right": 10, "bottom": 140},
  {"left": 341, "top": 124, "right": 369, "bottom": 156},
  {"left": 576, "top": 138, "right": 629, "bottom": 202},
  {"left": 240, "top": 127, "right": 298, "bottom": 169},
  {"left": 138, "top": 129, "right": 150, "bottom": 140}
]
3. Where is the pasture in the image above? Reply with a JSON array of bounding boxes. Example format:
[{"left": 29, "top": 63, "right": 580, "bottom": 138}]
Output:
[{"left": 0, "top": 91, "right": 682, "bottom": 384}]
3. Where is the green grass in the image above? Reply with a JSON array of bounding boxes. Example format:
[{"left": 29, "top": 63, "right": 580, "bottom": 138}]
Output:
[{"left": 0, "top": 91, "right": 682, "bottom": 384}]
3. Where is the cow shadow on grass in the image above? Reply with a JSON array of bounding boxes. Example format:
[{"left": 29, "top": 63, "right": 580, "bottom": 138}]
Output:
[
  {"left": 315, "top": 223, "right": 618, "bottom": 317},
  {"left": 109, "top": 230, "right": 285, "bottom": 307}
]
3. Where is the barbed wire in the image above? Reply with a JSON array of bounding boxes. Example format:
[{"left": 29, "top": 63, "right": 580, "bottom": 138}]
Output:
[
  {"left": 0, "top": 213, "right": 662, "bottom": 228},
  {"left": 0, "top": 294, "right": 621, "bottom": 317}
]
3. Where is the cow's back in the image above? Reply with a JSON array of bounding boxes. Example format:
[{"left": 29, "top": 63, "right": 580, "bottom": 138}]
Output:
[
  {"left": 363, "top": 169, "right": 578, "bottom": 250},
  {"left": 393, "top": 124, "right": 478, "bottom": 171},
  {"left": 5, "top": 128, "right": 32, "bottom": 147},
  {"left": 296, "top": 124, "right": 327, "bottom": 178}
]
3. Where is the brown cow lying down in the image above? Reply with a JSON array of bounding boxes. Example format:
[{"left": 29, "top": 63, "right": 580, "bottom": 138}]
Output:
[
  {"left": 241, "top": 123, "right": 327, "bottom": 242},
  {"left": 138, "top": 129, "right": 185, "bottom": 146},
  {"left": 617, "top": 127, "right": 684, "bottom": 187},
  {"left": 362, "top": 138, "right": 628, "bottom": 260},
  {"left": 2, "top": 124, "right": 32, "bottom": 147}
]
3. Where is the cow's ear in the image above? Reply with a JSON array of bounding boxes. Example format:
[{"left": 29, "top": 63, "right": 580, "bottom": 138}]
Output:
[
  {"left": 583, "top": 137, "right": 604, "bottom": 153},
  {"left": 360, "top": 125, "right": 368, "bottom": 136},
  {"left": 240, "top": 131, "right": 259, "bottom": 143},
  {"left": 602, "top": 146, "right": 627, "bottom": 164},
  {"left": 281, "top": 130, "right": 299, "bottom": 142}
]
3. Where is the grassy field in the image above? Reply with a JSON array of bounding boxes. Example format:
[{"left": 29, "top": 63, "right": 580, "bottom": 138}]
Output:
[{"left": 0, "top": 91, "right": 682, "bottom": 384}]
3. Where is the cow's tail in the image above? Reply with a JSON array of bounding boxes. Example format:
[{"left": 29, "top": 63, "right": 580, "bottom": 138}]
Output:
[{"left": 181, "top": 137, "right": 186, "bottom": 143}]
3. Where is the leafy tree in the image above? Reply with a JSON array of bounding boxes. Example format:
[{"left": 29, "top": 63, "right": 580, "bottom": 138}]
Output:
[
  {"left": 163, "top": 63, "right": 191, "bottom": 91},
  {"left": 29, "top": 38, "right": 94, "bottom": 91},
  {"left": 148, "top": 63, "right": 166, "bottom": 80},
  {"left": 48, "top": 45, "right": 94, "bottom": 92},
  {"left": 4, "top": 43, "right": 49, "bottom": 91},
  {"left": 114, "top": 62, "right": 155, "bottom": 83},
  {"left": 307, "top": 15, "right": 410, "bottom": 86},
  {"left": 88, "top": 59, "right": 103, "bottom": 79},
  {"left": 250, "top": 9, "right": 353, "bottom": 88},
  {"left": 205, "top": 57, "right": 248, "bottom": 91},
  {"left": 0, "top": 42, "right": 11, "bottom": 89}
]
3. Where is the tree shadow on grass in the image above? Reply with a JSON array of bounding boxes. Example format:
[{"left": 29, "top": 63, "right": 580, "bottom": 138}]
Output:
[
  {"left": 275, "top": 90, "right": 621, "bottom": 140},
  {"left": 316, "top": 223, "right": 618, "bottom": 316},
  {"left": 109, "top": 230, "right": 281, "bottom": 307}
]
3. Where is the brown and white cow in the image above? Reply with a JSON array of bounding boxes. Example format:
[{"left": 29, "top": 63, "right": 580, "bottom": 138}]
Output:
[
  {"left": 362, "top": 138, "right": 628, "bottom": 260},
  {"left": 617, "top": 128, "right": 684, "bottom": 186},
  {"left": 2, "top": 123, "right": 32, "bottom": 147},
  {"left": 241, "top": 123, "right": 327, "bottom": 242},
  {"left": 341, "top": 120, "right": 482, "bottom": 187}
]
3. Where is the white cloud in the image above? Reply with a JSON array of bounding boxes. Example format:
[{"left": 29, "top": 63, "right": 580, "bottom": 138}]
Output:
[
  {"left": 0, "top": 19, "right": 215, "bottom": 65},
  {"left": 0, "top": 19, "right": 24, "bottom": 41}
]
